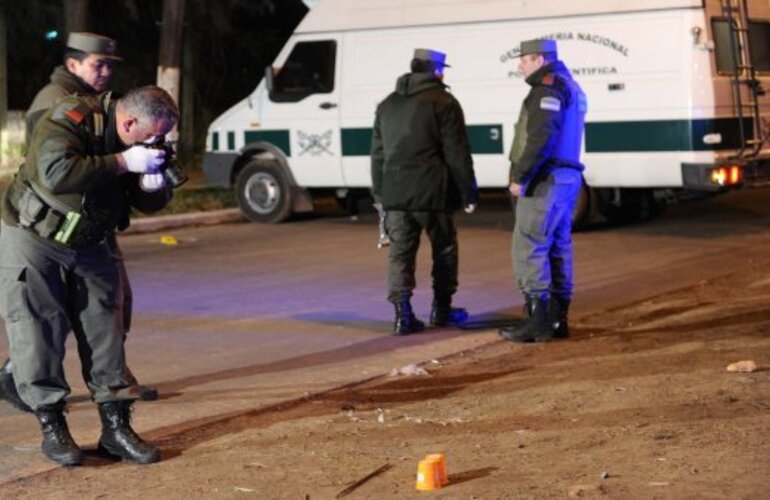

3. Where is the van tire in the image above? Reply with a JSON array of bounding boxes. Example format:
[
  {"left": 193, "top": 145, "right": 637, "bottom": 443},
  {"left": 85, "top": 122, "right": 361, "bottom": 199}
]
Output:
[{"left": 235, "top": 161, "right": 292, "bottom": 223}]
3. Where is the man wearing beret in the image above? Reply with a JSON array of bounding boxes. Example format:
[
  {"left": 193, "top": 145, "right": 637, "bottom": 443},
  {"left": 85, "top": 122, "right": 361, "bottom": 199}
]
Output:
[
  {"left": 499, "top": 39, "right": 587, "bottom": 343},
  {"left": 371, "top": 48, "right": 478, "bottom": 335}
]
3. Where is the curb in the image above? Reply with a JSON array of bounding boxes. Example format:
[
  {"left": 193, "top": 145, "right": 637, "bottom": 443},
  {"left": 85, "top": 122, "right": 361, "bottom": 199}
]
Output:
[{"left": 122, "top": 208, "right": 244, "bottom": 235}]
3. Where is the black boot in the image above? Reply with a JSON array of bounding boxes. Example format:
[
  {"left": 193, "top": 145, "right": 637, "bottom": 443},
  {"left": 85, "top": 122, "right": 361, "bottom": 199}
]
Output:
[
  {"left": 430, "top": 296, "right": 469, "bottom": 327},
  {"left": 35, "top": 406, "right": 84, "bottom": 466},
  {"left": 393, "top": 299, "right": 425, "bottom": 336},
  {"left": 499, "top": 295, "right": 555, "bottom": 343},
  {"left": 97, "top": 401, "right": 160, "bottom": 464},
  {"left": 551, "top": 296, "right": 571, "bottom": 339},
  {"left": 0, "top": 360, "right": 32, "bottom": 413}
]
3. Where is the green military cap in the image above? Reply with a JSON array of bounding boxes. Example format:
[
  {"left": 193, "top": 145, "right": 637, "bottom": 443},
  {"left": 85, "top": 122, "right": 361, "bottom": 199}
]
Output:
[
  {"left": 518, "top": 39, "right": 557, "bottom": 57},
  {"left": 413, "top": 48, "right": 451, "bottom": 68},
  {"left": 67, "top": 32, "right": 122, "bottom": 60}
]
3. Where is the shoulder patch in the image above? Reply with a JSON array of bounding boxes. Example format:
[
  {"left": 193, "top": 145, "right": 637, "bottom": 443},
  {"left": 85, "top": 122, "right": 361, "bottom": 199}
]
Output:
[
  {"left": 540, "top": 96, "right": 561, "bottom": 112},
  {"left": 65, "top": 108, "right": 85, "bottom": 124},
  {"left": 542, "top": 74, "right": 555, "bottom": 86}
]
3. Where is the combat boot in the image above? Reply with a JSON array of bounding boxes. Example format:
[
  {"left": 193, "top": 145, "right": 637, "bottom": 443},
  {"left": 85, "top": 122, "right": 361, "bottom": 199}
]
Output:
[
  {"left": 0, "top": 360, "right": 32, "bottom": 413},
  {"left": 499, "top": 295, "right": 555, "bottom": 343},
  {"left": 551, "top": 296, "right": 571, "bottom": 339},
  {"left": 393, "top": 299, "right": 425, "bottom": 335},
  {"left": 35, "top": 406, "right": 84, "bottom": 466},
  {"left": 430, "top": 295, "right": 469, "bottom": 327},
  {"left": 97, "top": 401, "right": 160, "bottom": 464}
]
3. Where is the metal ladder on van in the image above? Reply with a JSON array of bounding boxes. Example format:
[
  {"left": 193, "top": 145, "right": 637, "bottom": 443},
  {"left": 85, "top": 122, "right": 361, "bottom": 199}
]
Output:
[{"left": 719, "top": 0, "right": 767, "bottom": 159}]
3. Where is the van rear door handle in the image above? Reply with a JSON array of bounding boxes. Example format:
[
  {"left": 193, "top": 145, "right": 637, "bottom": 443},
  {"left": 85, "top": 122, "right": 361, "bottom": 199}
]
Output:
[{"left": 319, "top": 102, "right": 338, "bottom": 110}]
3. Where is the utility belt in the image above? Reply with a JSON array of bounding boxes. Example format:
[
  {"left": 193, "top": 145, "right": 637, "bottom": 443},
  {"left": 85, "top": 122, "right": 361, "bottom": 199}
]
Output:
[
  {"left": 15, "top": 182, "right": 109, "bottom": 249},
  {"left": 522, "top": 159, "right": 584, "bottom": 197}
]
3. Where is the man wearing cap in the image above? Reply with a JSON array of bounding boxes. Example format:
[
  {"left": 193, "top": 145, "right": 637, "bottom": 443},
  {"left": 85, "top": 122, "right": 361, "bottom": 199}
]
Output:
[
  {"left": 499, "top": 39, "right": 587, "bottom": 343},
  {"left": 0, "top": 32, "right": 156, "bottom": 413},
  {"left": 0, "top": 86, "right": 178, "bottom": 466},
  {"left": 25, "top": 32, "right": 120, "bottom": 139},
  {"left": 371, "top": 48, "right": 478, "bottom": 335}
]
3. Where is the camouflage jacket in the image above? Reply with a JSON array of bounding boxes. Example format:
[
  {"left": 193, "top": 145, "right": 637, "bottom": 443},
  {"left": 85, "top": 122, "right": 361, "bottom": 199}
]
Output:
[{"left": 509, "top": 60, "right": 587, "bottom": 192}]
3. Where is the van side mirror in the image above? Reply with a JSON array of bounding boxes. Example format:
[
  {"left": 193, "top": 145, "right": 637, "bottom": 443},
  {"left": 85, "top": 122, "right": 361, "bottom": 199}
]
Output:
[{"left": 264, "top": 66, "right": 275, "bottom": 93}]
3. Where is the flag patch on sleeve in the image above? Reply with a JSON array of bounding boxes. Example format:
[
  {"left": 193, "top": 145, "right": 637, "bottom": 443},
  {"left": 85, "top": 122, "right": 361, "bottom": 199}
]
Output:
[
  {"left": 65, "top": 108, "right": 85, "bottom": 124},
  {"left": 540, "top": 96, "right": 561, "bottom": 112}
]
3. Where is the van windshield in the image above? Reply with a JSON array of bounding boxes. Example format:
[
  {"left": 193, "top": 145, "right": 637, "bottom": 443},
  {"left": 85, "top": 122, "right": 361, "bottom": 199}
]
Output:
[{"left": 270, "top": 40, "right": 336, "bottom": 102}]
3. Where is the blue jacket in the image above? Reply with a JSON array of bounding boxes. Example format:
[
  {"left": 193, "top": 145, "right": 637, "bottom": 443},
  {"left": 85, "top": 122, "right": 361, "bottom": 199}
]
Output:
[{"left": 509, "top": 60, "right": 587, "bottom": 190}]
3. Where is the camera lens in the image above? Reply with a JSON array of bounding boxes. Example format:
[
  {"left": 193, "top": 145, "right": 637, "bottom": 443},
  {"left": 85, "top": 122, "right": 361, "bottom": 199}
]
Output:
[{"left": 162, "top": 161, "right": 188, "bottom": 187}]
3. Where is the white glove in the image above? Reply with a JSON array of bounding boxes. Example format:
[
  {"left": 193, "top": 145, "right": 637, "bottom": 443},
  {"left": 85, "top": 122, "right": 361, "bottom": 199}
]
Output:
[
  {"left": 464, "top": 203, "right": 476, "bottom": 214},
  {"left": 121, "top": 145, "right": 165, "bottom": 174},
  {"left": 139, "top": 173, "right": 166, "bottom": 192}
]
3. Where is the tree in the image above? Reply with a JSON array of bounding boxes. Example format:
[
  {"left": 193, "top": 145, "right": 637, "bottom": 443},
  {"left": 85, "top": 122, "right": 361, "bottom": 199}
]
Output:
[{"left": 157, "top": 0, "right": 185, "bottom": 142}]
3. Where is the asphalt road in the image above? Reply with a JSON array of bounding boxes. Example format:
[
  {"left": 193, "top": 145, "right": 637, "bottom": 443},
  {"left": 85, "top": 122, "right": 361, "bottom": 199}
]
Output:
[{"left": 1, "top": 186, "right": 770, "bottom": 482}]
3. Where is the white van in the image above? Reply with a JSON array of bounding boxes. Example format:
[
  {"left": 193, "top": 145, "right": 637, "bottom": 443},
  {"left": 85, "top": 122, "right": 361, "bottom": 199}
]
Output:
[{"left": 202, "top": 0, "right": 770, "bottom": 224}]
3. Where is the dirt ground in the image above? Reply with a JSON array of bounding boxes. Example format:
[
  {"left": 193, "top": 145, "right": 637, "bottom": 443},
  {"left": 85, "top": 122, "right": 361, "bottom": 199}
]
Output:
[{"left": 3, "top": 249, "right": 769, "bottom": 498}]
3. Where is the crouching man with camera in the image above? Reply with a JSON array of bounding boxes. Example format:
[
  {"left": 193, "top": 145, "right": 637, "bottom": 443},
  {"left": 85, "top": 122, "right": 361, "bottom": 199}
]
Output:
[{"left": 0, "top": 86, "right": 179, "bottom": 466}]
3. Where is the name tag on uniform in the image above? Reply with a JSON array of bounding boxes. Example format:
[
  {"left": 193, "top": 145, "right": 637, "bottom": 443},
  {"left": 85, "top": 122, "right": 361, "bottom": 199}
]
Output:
[{"left": 540, "top": 96, "right": 561, "bottom": 112}]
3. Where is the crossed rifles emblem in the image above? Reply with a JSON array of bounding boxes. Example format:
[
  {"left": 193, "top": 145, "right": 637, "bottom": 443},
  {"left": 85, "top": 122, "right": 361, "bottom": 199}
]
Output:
[{"left": 298, "top": 130, "right": 333, "bottom": 156}]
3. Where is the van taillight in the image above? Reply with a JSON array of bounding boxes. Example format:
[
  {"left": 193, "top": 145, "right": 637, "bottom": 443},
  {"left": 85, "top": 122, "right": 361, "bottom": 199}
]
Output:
[{"left": 710, "top": 165, "right": 743, "bottom": 186}]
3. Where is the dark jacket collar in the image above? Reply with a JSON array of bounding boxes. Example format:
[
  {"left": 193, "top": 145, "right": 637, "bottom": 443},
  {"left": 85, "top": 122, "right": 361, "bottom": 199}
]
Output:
[
  {"left": 525, "top": 60, "right": 569, "bottom": 86},
  {"left": 50, "top": 65, "right": 95, "bottom": 95},
  {"left": 395, "top": 72, "right": 447, "bottom": 96}
]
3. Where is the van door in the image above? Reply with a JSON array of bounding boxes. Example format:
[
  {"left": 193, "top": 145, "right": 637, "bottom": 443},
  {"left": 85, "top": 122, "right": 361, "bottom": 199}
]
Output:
[{"left": 263, "top": 37, "right": 343, "bottom": 187}]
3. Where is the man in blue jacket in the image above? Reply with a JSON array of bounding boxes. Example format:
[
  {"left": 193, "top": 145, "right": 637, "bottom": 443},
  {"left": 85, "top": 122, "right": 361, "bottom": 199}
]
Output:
[{"left": 499, "top": 39, "right": 587, "bottom": 343}]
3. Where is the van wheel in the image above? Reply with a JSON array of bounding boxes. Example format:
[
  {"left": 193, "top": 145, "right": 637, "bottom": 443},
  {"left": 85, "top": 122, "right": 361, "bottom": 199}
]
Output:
[{"left": 235, "top": 161, "right": 292, "bottom": 223}]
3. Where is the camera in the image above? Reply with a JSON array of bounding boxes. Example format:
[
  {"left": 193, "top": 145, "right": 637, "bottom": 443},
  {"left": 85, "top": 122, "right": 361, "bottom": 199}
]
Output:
[{"left": 145, "top": 141, "right": 188, "bottom": 188}]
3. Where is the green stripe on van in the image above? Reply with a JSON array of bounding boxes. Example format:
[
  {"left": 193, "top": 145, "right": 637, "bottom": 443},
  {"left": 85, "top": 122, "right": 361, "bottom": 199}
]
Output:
[
  {"left": 341, "top": 124, "right": 504, "bottom": 156},
  {"left": 244, "top": 130, "right": 292, "bottom": 156},
  {"left": 341, "top": 128, "right": 372, "bottom": 156},
  {"left": 586, "top": 118, "right": 753, "bottom": 152},
  {"left": 467, "top": 124, "right": 504, "bottom": 154},
  {"left": 212, "top": 132, "right": 219, "bottom": 151},
  {"left": 227, "top": 131, "right": 235, "bottom": 150}
]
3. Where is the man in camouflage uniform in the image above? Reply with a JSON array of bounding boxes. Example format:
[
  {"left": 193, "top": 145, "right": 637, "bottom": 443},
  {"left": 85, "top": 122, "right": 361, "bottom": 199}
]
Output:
[
  {"left": 0, "top": 32, "right": 157, "bottom": 412},
  {"left": 0, "top": 86, "right": 177, "bottom": 466},
  {"left": 499, "top": 39, "right": 587, "bottom": 343},
  {"left": 371, "top": 48, "right": 478, "bottom": 335}
]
